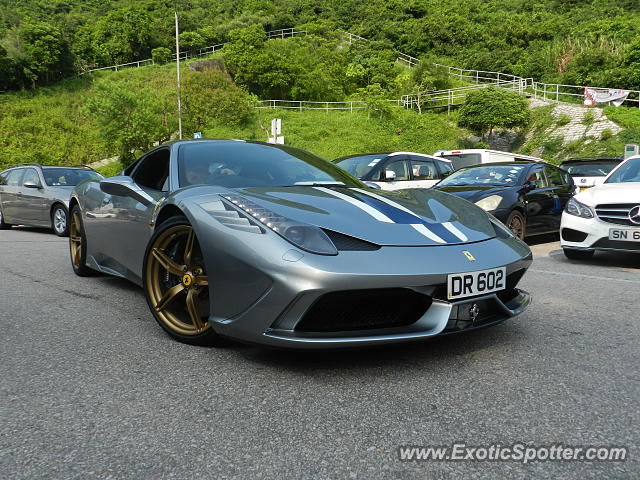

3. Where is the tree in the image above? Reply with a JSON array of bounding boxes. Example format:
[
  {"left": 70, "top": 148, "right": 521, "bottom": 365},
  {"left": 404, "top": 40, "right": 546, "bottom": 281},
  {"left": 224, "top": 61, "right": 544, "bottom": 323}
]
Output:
[
  {"left": 85, "top": 79, "right": 177, "bottom": 165},
  {"left": 457, "top": 87, "right": 530, "bottom": 136},
  {"left": 182, "top": 70, "right": 255, "bottom": 135},
  {"left": 179, "top": 31, "right": 205, "bottom": 56}
]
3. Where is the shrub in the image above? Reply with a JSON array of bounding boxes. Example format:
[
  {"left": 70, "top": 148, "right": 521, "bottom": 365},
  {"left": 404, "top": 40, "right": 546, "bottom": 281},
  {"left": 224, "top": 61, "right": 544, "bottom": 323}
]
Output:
[
  {"left": 600, "top": 128, "right": 614, "bottom": 140},
  {"left": 151, "top": 47, "right": 172, "bottom": 65},
  {"left": 556, "top": 113, "right": 572, "bottom": 126},
  {"left": 582, "top": 109, "right": 595, "bottom": 125},
  {"left": 457, "top": 87, "right": 530, "bottom": 136}
]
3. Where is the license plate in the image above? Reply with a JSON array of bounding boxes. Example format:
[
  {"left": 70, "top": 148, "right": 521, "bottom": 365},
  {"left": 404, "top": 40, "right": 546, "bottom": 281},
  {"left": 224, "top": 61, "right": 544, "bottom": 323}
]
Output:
[
  {"left": 609, "top": 228, "right": 640, "bottom": 242},
  {"left": 447, "top": 267, "right": 506, "bottom": 300}
]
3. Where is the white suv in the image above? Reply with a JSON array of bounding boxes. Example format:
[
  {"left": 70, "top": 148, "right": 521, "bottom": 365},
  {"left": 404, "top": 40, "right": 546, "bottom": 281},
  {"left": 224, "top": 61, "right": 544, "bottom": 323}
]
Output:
[{"left": 560, "top": 155, "right": 640, "bottom": 259}]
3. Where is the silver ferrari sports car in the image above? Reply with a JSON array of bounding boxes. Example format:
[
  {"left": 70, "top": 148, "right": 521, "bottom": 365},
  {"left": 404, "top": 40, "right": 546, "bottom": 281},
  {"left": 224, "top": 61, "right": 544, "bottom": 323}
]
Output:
[{"left": 69, "top": 140, "right": 532, "bottom": 348}]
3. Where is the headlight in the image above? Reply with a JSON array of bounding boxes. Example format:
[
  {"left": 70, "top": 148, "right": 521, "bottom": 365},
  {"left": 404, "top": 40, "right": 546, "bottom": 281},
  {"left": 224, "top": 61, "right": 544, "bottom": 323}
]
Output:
[
  {"left": 221, "top": 194, "right": 338, "bottom": 255},
  {"left": 565, "top": 198, "right": 594, "bottom": 218},
  {"left": 475, "top": 195, "right": 502, "bottom": 211}
]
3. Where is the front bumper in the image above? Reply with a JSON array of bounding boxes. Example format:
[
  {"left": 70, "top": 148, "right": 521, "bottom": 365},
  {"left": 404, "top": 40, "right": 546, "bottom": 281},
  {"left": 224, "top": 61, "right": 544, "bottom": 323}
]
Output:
[
  {"left": 196, "top": 220, "right": 533, "bottom": 348},
  {"left": 560, "top": 212, "right": 640, "bottom": 254}
]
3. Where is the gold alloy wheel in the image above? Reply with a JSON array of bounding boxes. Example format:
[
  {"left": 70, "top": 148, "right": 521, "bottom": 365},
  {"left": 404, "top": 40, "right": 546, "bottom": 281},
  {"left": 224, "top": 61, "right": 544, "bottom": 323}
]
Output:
[
  {"left": 508, "top": 214, "right": 524, "bottom": 240},
  {"left": 69, "top": 209, "right": 83, "bottom": 269},
  {"left": 145, "top": 224, "right": 210, "bottom": 336}
]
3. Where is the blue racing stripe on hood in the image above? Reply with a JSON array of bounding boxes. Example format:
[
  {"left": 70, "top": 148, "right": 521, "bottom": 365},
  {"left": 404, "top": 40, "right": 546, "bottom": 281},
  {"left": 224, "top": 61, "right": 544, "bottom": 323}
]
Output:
[{"left": 349, "top": 191, "right": 461, "bottom": 243}]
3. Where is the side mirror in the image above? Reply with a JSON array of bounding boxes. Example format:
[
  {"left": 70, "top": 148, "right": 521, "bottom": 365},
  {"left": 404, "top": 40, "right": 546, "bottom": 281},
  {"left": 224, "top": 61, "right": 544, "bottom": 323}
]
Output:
[
  {"left": 522, "top": 181, "right": 537, "bottom": 192},
  {"left": 23, "top": 181, "right": 42, "bottom": 189},
  {"left": 384, "top": 170, "right": 396, "bottom": 181},
  {"left": 100, "top": 176, "right": 154, "bottom": 206}
]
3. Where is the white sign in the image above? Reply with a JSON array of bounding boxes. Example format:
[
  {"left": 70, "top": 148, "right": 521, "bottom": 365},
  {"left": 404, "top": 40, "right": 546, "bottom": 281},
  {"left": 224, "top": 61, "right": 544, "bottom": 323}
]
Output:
[{"left": 268, "top": 118, "right": 283, "bottom": 144}]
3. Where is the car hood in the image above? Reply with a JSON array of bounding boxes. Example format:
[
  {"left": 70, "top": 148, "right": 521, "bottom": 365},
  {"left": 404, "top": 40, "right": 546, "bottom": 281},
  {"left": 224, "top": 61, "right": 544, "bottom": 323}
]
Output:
[
  {"left": 433, "top": 184, "right": 513, "bottom": 203},
  {"left": 576, "top": 182, "right": 640, "bottom": 206},
  {"left": 232, "top": 186, "right": 496, "bottom": 246}
]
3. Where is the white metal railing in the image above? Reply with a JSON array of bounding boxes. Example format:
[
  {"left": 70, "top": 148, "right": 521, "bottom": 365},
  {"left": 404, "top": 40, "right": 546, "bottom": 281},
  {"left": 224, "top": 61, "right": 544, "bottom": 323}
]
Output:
[
  {"left": 257, "top": 99, "right": 404, "bottom": 112},
  {"left": 79, "top": 28, "right": 307, "bottom": 75},
  {"left": 529, "top": 81, "right": 640, "bottom": 108}
]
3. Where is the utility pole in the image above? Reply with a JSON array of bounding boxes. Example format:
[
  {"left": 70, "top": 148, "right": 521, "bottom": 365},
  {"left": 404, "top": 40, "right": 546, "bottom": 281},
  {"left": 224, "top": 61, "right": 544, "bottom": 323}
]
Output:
[{"left": 175, "top": 11, "right": 183, "bottom": 140}]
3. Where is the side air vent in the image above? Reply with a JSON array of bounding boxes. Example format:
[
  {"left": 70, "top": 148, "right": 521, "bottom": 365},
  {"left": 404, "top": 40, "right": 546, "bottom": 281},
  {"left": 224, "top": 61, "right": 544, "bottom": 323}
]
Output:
[
  {"left": 200, "top": 200, "right": 263, "bottom": 234},
  {"left": 323, "top": 230, "right": 381, "bottom": 251}
]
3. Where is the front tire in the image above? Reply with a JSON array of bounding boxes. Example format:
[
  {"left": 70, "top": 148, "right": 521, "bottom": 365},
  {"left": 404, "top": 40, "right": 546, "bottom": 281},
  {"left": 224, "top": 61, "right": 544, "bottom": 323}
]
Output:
[
  {"left": 52, "top": 204, "right": 70, "bottom": 237},
  {"left": 143, "top": 217, "right": 225, "bottom": 347},
  {"left": 506, "top": 210, "right": 526, "bottom": 240},
  {"left": 563, "top": 248, "right": 594, "bottom": 260},
  {"left": 69, "top": 205, "right": 94, "bottom": 276},
  {"left": 0, "top": 207, "right": 11, "bottom": 230}
]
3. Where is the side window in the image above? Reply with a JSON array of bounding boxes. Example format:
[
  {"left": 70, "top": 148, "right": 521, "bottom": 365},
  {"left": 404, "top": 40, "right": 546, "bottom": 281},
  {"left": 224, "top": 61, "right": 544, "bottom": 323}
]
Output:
[
  {"left": 437, "top": 161, "right": 454, "bottom": 176},
  {"left": 22, "top": 168, "right": 41, "bottom": 186},
  {"left": 526, "top": 167, "right": 547, "bottom": 188},
  {"left": 6, "top": 169, "right": 24, "bottom": 186},
  {"left": 0, "top": 172, "right": 7, "bottom": 185},
  {"left": 131, "top": 149, "right": 170, "bottom": 191},
  {"left": 410, "top": 159, "right": 438, "bottom": 180},
  {"left": 383, "top": 160, "right": 410, "bottom": 181},
  {"left": 545, "top": 166, "right": 565, "bottom": 187}
]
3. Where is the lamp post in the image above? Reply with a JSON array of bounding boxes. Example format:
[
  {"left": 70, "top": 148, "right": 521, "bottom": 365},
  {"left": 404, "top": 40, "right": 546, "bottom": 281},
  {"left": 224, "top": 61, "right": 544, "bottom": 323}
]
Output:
[{"left": 175, "top": 12, "right": 183, "bottom": 140}]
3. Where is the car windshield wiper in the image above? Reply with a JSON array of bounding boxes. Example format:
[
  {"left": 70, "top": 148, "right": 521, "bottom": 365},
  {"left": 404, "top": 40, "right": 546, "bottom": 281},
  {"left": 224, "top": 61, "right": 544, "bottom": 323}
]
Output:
[{"left": 291, "top": 181, "right": 346, "bottom": 187}]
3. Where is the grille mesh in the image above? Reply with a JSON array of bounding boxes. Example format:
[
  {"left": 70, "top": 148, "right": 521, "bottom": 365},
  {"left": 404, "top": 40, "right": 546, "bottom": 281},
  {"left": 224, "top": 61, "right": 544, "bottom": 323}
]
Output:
[
  {"left": 595, "top": 204, "right": 640, "bottom": 227},
  {"left": 296, "top": 289, "right": 431, "bottom": 332}
]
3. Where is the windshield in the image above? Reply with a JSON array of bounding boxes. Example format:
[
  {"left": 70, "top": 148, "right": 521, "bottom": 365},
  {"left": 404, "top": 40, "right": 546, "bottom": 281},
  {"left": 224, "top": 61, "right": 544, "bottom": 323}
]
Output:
[
  {"left": 563, "top": 163, "right": 618, "bottom": 177},
  {"left": 438, "top": 164, "right": 526, "bottom": 186},
  {"left": 439, "top": 153, "right": 482, "bottom": 170},
  {"left": 178, "top": 142, "right": 365, "bottom": 188},
  {"left": 43, "top": 168, "right": 102, "bottom": 186},
  {"left": 335, "top": 154, "right": 385, "bottom": 178},
  {"left": 605, "top": 158, "right": 640, "bottom": 183}
]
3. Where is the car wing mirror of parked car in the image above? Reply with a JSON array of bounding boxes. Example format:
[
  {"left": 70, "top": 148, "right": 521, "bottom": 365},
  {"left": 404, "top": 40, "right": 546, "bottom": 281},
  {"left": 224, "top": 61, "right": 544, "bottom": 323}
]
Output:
[
  {"left": 521, "top": 181, "right": 537, "bottom": 193},
  {"left": 23, "top": 181, "right": 42, "bottom": 189},
  {"left": 100, "top": 176, "right": 154, "bottom": 207},
  {"left": 384, "top": 170, "right": 396, "bottom": 181}
]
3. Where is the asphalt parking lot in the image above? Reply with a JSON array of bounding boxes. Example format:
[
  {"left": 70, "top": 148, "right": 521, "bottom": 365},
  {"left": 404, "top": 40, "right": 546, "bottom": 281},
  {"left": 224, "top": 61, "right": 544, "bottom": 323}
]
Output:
[{"left": 1, "top": 228, "right": 638, "bottom": 479}]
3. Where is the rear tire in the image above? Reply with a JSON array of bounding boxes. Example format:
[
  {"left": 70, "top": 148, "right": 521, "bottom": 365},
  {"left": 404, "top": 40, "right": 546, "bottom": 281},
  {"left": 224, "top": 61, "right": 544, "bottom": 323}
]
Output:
[
  {"left": 69, "top": 205, "right": 94, "bottom": 276},
  {"left": 563, "top": 248, "right": 594, "bottom": 260},
  {"left": 51, "top": 204, "right": 69, "bottom": 237},
  {"left": 0, "top": 207, "right": 11, "bottom": 230},
  {"left": 143, "top": 216, "right": 226, "bottom": 347},
  {"left": 506, "top": 210, "right": 526, "bottom": 240}
]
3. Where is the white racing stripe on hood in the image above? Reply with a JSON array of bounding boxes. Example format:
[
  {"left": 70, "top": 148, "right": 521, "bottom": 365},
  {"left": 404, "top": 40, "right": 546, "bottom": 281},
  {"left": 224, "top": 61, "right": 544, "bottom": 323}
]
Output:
[
  {"left": 442, "top": 222, "right": 468, "bottom": 241},
  {"left": 353, "top": 187, "right": 465, "bottom": 242},
  {"left": 314, "top": 187, "right": 393, "bottom": 223},
  {"left": 411, "top": 224, "right": 446, "bottom": 243},
  {"left": 352, "top": 188, "right": 418, "bottom": 216}
]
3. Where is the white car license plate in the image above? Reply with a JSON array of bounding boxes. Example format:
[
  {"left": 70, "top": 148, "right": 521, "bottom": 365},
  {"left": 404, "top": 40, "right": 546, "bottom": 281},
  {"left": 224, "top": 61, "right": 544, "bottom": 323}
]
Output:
[
  {"left": 447, "top": 267, "right": 506, "bottom": 300},
  {"left": 609, "top": 228, "right": 640, "bottom": 242}
]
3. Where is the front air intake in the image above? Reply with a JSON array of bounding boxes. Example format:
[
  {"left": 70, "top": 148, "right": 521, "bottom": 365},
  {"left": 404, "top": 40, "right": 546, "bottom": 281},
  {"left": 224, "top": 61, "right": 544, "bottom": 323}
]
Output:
[{"left": 295, "top": 288, "right": 431, "bottom": 332}]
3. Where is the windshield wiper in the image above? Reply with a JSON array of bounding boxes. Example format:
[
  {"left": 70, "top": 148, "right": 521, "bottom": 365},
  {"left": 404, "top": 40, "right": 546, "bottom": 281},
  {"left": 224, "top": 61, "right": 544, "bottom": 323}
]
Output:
[{"left": 291, "top": 181, "right": 346, "bottom": 187}]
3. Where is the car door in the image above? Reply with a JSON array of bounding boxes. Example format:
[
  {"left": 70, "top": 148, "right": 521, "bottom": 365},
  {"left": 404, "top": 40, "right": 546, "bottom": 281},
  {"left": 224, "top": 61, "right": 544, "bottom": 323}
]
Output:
[
  {"left": 522, "top": 165, "right": 555, "bottom": 234},
  {"left": 377, "top": 157, "right": 411, "bottom": 191},
  {"left": 406, "top": 157, "right": 441, "bottom": 188},
  {"left": 544, "top": 164, "right": 573, "bottom": 231},
  {"left": 1, "top": 168, "right": 25, "bottom": 223},
  {"left": 99, "top": 148, "right": 171, "bottom": 281},
  {"left": 17, "top": 168, "right": 48, "bottom": 226}
]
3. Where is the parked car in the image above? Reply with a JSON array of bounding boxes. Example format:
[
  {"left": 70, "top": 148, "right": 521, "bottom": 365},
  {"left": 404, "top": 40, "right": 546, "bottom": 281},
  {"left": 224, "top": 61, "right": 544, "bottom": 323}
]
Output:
[
  {"left": 561, "top": 155, "right": 640, "bottom": 259},
  {"left": 334, "top": 152, "right": 454, "bottom": 190},
  {"left": 559, "top": 156, "right": 623, "bottom": 193},
  {"left": 433, "top": 161, "right": 575, "bottom": 240},
  {"left": 69, "top": 139, "right": 532, "bottom": 348},
  {"left": 433, "top": 149, "right": 545, "bottom": 170},
  {"left": 0, "top": 163, "right": 103, "bottom": 236}
]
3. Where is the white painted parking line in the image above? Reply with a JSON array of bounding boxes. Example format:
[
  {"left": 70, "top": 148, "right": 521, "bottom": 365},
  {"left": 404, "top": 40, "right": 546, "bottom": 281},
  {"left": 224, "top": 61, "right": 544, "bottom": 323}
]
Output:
[{"left": 529, "top": 269, "right": 640, "bottom": 284}]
